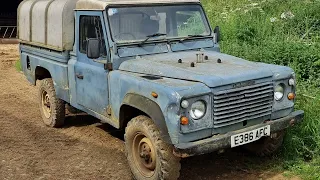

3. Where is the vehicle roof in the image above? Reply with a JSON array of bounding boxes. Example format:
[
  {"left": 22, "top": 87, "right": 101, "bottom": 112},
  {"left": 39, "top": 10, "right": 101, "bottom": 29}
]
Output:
[{"left": 76, "top": 0, "right": 201, "bottom": 10}]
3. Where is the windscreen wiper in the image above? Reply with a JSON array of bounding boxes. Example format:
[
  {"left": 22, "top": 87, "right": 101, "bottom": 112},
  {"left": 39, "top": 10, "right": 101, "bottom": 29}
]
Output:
[
  {"left": 180, "top": 35, "right": 208, "bottom": 42},
  {"left": 139, "top": 33, "right": 167, "bottom": 46}
]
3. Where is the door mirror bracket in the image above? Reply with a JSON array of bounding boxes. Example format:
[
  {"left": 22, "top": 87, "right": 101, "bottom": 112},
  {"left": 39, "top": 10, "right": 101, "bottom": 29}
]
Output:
[
  {"left": 213, "top": 26, "right": 221, "bottom": 43},
  {"left": 93, "top": 59, "right": 107, "bottom": 64},
  {"left": 93, "top": 59, "right": 113, "bottom": 71}
]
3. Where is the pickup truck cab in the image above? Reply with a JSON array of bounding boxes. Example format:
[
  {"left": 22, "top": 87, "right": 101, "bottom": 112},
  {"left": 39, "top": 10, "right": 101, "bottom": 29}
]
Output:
[{"left": 18, "top": 0, "right": 304, "bottom": 179}]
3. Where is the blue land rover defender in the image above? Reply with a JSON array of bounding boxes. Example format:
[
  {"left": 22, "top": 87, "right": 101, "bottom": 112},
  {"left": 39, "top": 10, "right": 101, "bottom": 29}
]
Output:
[{"left": 18, "top": 0, "right": 304, "bottom": 179}]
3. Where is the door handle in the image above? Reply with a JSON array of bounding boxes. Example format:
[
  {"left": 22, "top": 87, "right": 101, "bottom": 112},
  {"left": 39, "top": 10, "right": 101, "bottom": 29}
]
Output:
[{"left": 76, "top": 74, "right": 84, "bottom": 79}]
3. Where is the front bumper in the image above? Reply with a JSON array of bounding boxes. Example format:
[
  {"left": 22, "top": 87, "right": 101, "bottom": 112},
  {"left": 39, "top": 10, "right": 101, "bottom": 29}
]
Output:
[{"left": 173, "top": 110, "right": 304, "bottom": 158}]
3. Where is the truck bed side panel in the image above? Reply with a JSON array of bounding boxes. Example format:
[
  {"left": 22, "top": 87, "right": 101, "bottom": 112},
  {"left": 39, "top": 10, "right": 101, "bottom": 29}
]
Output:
[{"left": 20, "top": 45, "right": 70, "bottom": 102}]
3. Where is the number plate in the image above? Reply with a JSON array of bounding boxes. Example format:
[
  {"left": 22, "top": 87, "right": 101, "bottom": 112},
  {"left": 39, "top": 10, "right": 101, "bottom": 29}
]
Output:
[{"left": 231, "top": 125, "right": 271, "bottom": 148}]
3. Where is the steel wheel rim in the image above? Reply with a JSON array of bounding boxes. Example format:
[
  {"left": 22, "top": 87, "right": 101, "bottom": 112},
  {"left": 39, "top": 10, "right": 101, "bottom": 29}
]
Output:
[
  {"left": 132, "top": 132, "right": 156, "bottom": 177},
  {"left": 41, "top": 90, "right": 51, "bottom": 119}
]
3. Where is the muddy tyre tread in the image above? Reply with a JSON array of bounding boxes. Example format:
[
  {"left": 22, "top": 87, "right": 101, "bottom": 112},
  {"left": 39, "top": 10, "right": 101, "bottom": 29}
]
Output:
[
  {"left": 125, "top": 116, "right": 181, "bottom": 180},
  {"left": 39, "top": 78, "right": 65, "bottom": 128}
]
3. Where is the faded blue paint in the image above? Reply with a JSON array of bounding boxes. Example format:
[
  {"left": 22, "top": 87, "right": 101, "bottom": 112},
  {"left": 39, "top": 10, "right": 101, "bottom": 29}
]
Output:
[
  {"left": 118, "top": 50, "right": 292, "bottom": 88},
  {"left": 20, "top": 45, "right": 70, "bottom": 102},
  {"left": 109, "top": 71, "right": 211, "bottom": 143},
  {"left": 171, "top": 38, "right": 214, "bottom": 52},
  {"left": 20, "top": 4, "right": 303, "bottom": 148},
  {"left": 117, "top": 43, "right": 169, "bottom": 57},
  {"left": 73, "top": 11, "right": 110, "bottom": 117}
]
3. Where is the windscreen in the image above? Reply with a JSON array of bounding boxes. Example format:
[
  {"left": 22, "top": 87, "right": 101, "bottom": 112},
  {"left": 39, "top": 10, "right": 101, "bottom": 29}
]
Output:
[{"left": 107, "top": 4, "right": 211, "bottom": 43}]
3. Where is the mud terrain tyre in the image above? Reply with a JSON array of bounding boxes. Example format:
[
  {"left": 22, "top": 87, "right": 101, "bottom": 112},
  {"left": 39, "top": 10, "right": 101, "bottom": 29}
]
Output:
[
  {"left": 244, "top": 131, "right": 285, "bottom": 156},
  {"left": 125, "top": 116, "right": 181, "bottom": 180},
  {"left": 38, "top": 78, "right": 65, "bottom": 128}
]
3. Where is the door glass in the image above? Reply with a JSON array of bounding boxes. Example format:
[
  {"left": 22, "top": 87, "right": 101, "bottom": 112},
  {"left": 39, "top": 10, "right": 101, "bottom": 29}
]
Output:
[
  {"left": 176, "top": 11, "right": 207, "bottom": 37},
  {"left": 79, "top": 16, "right": 107, "bottom": 57}
]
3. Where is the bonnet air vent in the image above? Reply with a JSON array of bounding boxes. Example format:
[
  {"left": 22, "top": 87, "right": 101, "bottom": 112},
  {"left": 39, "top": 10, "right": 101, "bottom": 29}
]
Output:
[{"left": 141, "top": 76, "right": 163, "bottom": 80}]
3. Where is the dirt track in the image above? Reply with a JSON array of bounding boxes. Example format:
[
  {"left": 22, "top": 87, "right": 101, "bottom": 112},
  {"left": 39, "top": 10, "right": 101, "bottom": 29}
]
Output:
[{"left": 0, "top": 44, "right": 299, "bottom": 180}]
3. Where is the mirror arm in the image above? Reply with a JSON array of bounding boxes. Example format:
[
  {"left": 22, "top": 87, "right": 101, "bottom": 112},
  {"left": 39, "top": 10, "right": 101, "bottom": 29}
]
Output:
[
  {"left": 93, "top": 59, "right": 113, "bottom": 71},
  {"left": 93, "top": 59, "right": 108, "bottom": 64}
]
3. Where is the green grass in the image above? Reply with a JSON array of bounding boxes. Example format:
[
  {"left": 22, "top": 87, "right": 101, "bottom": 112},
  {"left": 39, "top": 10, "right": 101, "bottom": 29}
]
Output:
[
  {"left": 15, "top": 59, "right": 22, "bottom": 72},
  {"left": 202, "top": 0, "right": 320, "bottom": 178},
  {"left": 287, "top": 158, "right": 320, "bottom": 180}
]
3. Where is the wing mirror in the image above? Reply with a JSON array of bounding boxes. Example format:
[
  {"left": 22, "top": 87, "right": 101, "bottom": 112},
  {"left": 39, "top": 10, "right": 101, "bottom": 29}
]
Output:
[
  {"left": 214, "top": 26, "right": 221, "bottom": 43},
  {"left": 86, "top": 38, "right": 101, "bottom": 59},
  {"left": 86, "top": 38, "right": 110, "bottom": 70}
]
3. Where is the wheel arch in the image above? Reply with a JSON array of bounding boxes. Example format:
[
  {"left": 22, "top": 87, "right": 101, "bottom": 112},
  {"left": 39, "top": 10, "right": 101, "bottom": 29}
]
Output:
[
  {"left": 35, "top": 66, "right": 52, "bottom": 83},
  {"left": 120, "top": 93, "right": 172, "bottom": 144},
  {"left": 34, "top": 65, "right": 69, "bottom": 102}
]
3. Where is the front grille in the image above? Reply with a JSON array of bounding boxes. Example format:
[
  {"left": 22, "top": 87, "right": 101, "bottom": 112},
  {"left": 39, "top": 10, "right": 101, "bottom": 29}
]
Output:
[{"left": 213, "top": 82, "right": 274, "bottom": 128}]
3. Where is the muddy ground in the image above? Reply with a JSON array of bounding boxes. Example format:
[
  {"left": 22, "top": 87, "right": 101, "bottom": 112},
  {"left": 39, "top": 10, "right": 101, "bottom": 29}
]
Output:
[{"left": 0, "top": 44, "right": 299, "bottom": 180}]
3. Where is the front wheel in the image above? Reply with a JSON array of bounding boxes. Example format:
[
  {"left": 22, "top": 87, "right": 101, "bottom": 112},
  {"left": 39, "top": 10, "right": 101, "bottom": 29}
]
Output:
[
  {"left": 38, "top": 78, "right": 65, "bottom": 128},
  {"left": 125, "top": 116, "right": 181, "bottom": 180},
  {"left": 243, "top": 130, "right": 285, "bottom": 156}
]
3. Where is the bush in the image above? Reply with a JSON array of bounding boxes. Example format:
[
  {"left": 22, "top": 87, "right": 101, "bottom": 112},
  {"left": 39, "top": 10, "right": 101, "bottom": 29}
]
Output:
[
  {"left": 202, "top": 0, "right": 320, "bottom": 175},
  {"left": 203, "top": 0, "right": 320, "bottom": 87}
]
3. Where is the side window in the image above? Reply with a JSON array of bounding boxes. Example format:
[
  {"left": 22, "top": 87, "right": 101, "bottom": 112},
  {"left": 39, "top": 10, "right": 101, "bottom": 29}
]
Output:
[
  {"left": 176, "top": 11, "right": 207, "bottom": 37},
  {"left": 79, "top": 16, "right": 107, "bottom": 57}
]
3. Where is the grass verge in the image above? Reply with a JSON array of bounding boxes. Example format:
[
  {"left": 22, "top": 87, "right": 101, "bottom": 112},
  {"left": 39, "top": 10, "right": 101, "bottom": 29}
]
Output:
[
  {"left": 202, "top": 0, "right": 320, "bottom": 178},
  {"left": 15, "top": 59, "right": 22, "bottom": 72}
]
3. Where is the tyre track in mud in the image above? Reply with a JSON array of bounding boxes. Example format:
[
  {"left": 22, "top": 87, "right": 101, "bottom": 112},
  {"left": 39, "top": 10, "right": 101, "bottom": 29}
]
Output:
[
  {"left": 0, "top": 68, "right": 131, "bottom": 180},
  {"left": 0, "top": 44, "right": 299, "bottom": 180}
]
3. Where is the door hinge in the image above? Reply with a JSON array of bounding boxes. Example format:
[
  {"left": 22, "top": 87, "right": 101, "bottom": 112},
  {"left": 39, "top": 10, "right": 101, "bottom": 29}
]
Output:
[
  {"left": 107, "top": 106, "right": 112, "bottom": 116},
  {"left": 105, "top": 63, "right": 113, "bottom": 71}
]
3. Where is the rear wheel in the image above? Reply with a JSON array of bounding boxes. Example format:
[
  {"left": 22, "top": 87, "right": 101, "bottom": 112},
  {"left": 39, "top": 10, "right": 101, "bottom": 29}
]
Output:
[
  {"left": 38, "top": 78, "right": 65, "bottom": 128},
  {"left": 125, "top": 116, "right": 181, "bottom": 180},
  {"left": 244, "top": 131, "right": 285, "bottom": 156}
]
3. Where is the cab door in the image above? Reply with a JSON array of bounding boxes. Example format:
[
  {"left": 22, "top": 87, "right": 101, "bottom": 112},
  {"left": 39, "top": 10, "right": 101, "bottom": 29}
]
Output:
[{"left": 74, "top": 12, "right": 110, "bottom": 116}]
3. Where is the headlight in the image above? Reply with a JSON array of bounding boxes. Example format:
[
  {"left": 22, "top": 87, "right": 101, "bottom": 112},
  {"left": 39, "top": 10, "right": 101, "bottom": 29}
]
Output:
[
  {"left": 274, "top": 84, "right": 285, "bottom": 101},
  {"left": 190, "top": 101, "right": 206, "bottom": 120}
]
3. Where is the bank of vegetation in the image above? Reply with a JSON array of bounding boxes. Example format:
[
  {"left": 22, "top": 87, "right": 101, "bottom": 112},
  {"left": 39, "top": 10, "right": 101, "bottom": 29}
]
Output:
[{"left": 202, "top": 0, "right": 320, "bottom": 179}]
